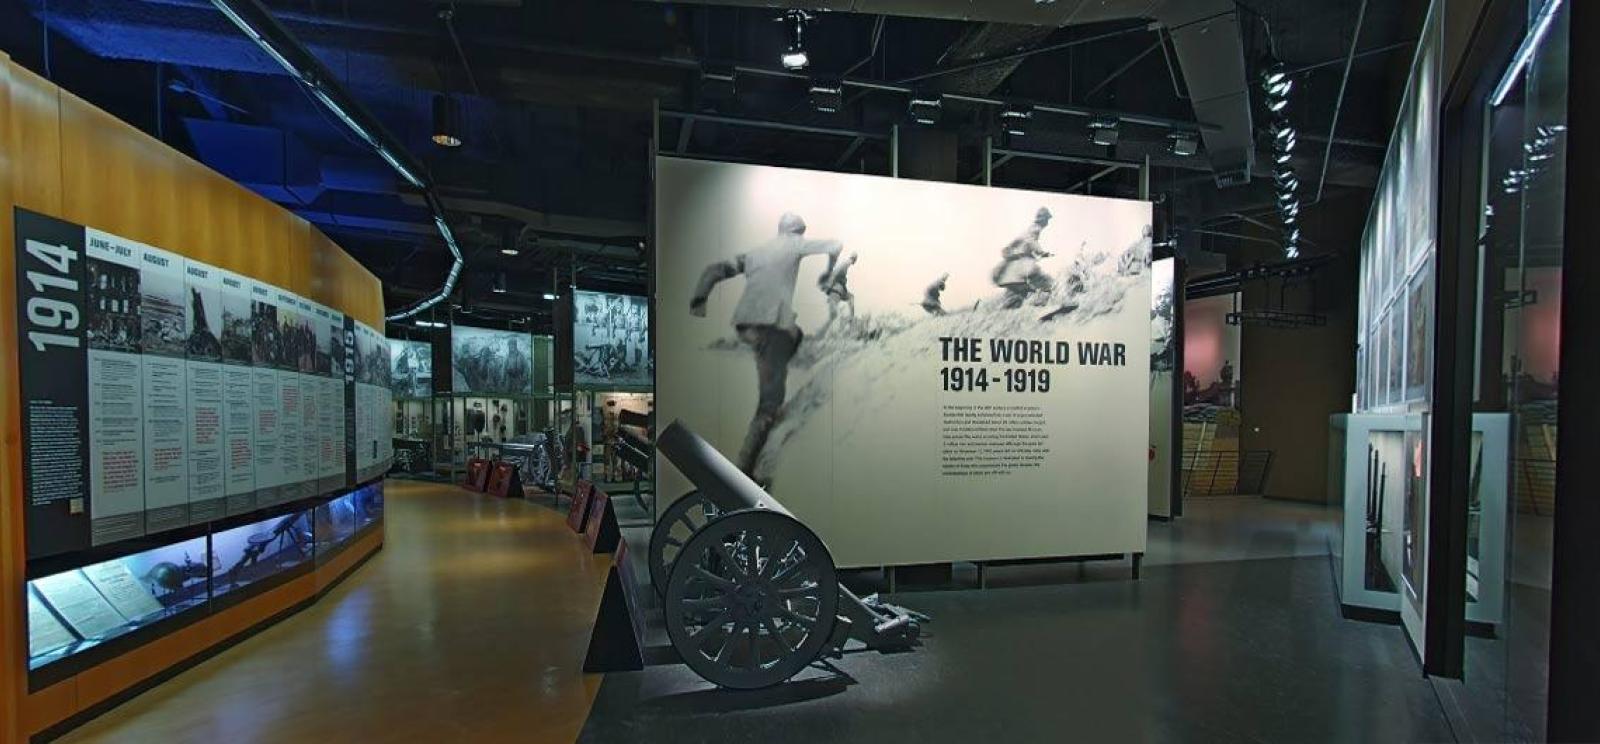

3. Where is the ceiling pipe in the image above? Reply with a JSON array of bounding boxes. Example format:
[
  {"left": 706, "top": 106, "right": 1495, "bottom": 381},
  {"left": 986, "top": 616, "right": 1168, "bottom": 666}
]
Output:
[
  {"left": 1313, "top": 0, "right": 1368, "bottom": 205},
  {"left": 206, "top": 0, "right": 462, "bottom": 321}
]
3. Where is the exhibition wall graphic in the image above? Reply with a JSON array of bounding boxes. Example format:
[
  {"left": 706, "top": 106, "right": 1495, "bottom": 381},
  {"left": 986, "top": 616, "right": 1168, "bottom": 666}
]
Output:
[
  {"left": 14, "top": 208, "right": 392, "bottom": 560},
  {"left": 655, "top": 157, "right": 1152, "bottom": 567},
  {"left": 1148, "top": 258, "right": 1176, "bottom": 518},
  {"left": 1356, "top": 5, "right": 1440, "bottom": 412},
  {"left": 573, "top": 290, "right": 651, "bottom": 388},
  {"left": 388, "top": 337, "right": 433, "bottom": 399},
  {"left": 451, "top": 324, "right": 533, "bottom": 395},
  {"left": 1182, "top": 293, "right": 1241, "bottom": 410}
]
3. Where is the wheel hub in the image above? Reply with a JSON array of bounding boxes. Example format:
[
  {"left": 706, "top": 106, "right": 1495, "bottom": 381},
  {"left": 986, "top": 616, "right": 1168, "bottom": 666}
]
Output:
[{"left": 731, "top": 582, "right": 771, "bottom": 621}]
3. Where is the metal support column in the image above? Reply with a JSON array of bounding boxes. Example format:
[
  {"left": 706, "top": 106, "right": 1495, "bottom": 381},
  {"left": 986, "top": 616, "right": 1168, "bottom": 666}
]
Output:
[
  {"left": 983, "top": 136, "right": 993, "bottom": 187},
  {"left": 890, "top": 124, "right": 900, "bottom": 178}
]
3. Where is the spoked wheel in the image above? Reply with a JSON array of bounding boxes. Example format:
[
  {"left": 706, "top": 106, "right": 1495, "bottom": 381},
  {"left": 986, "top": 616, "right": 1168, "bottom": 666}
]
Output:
[
  {"left": 663, "top": 510, "right": 839, "bottom": 689},
  {"left": 649, "top": 490, "right": 724, "bottom": 595},
  {"left": 525, "top": 448, "right": 552, "bottom": 489}
]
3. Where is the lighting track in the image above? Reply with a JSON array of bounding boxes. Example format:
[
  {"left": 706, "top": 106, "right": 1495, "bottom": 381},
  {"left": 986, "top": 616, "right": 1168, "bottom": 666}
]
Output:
[{"left": 207, "top": 0, "right": 461, "bottom": 321}]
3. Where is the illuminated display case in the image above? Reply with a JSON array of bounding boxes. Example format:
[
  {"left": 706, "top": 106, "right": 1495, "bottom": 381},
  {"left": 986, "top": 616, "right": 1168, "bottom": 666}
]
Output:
[
  {"left": 25, "top": 482, "right": 385, "bottom": 675},
  {"left": 26, "top": 534, "right": 208, "bottom": 671},
  {"left": 212, "top": 511, "right": 314, "bottom": 599},
  {"left": 1330, "top": 414, "right": 1509, "bottom": 629},
  {"left": 315, "top": 482, "right": 385, "bottom": 564}
]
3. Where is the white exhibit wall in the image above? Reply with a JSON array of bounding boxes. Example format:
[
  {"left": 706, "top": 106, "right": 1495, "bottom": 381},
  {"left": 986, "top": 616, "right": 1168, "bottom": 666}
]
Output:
[{"left": 655, "top": 157, "right": 1152, "bottom": 567}]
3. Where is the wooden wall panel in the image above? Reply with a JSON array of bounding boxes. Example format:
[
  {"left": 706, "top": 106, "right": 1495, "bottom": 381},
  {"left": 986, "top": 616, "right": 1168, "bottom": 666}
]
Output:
[
  {"left": 1, "top": 52, "right": 387, "bottom": 742},
  {"left": 5, "top": 65, "right": 62, "bottom": 217},
  {"left": 45, "top": 76, "right": 378, "bottom": 316},
  {"left": 0, "top": 53, "right": 27, "bottom": 744}
]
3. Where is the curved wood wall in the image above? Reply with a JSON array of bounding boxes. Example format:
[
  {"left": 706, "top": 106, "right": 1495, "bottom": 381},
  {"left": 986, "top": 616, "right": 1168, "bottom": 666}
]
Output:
[{"left": 0, "top": 53, "right": 385, "bottom": 743}]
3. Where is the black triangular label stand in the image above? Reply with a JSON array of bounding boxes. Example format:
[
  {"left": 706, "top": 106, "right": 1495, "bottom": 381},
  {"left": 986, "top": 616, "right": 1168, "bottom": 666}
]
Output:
[
  {"left": 583, "top": 540, "right": 646, "bottom": 673},
  {"left": 583, "top": 491, "right": 621, "bottom": 554}
]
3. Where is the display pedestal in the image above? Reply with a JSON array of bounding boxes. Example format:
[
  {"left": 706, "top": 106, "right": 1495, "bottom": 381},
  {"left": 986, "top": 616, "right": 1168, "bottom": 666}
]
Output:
[
  {"left": 566, "top": 480, "right": 595, "bottom": 533},
  {"left": 582, "top": 539, "right": 647, "bottom": 673},
  {"left": 583, "top": 488, "right": 620, "bottom": 554}
]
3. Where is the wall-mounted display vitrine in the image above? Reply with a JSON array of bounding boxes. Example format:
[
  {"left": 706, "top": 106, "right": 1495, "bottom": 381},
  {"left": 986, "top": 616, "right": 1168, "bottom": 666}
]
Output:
[{"left": 25, "top": 481, "right": 385, "bottom": 676}]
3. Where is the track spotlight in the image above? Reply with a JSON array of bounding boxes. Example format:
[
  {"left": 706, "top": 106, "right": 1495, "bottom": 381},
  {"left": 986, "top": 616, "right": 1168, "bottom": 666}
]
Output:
[
  {"left": 779, "top": 10, "right": 812, "bottom": 70},
  {"left": 808, "top": 79, "right": 843, "bottom": 114},
  {"left": 1168, "top": 131, "right": 1199, "bottom": 156},
  {"left": 1001, "top": 104, "right": 1033, "bottom": 136},
  {"left": 542, "top": 292, "right": 558, "bottom": 301},
  {"left": 500, "top": 248, "right": 520, "bottom": 256},
  {"left": 1088, "top": 117, "right": 1120, "bottom": 147},
  {"left": 431, "top": 94, "right": 462, "bottom": 148},
  {"left": 491, "top": 273, "right": 507, "bottom": 294},
  {"left": 909, "top": 94, "right": 942, "bottom": 125}
]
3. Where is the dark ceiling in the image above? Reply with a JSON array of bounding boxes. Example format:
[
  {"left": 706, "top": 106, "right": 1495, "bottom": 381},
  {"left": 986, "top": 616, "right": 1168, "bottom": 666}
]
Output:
[{"left": 0, "top": 0, "right": 1426, "bottom": 332}]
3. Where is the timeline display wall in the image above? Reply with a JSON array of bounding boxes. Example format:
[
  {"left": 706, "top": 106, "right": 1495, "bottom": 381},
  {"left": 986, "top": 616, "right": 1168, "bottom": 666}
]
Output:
[
  {"left": 573, "top": 290, "right": 651, "bottom": 388},
  {"left": 655, "top": 157, "right": 1152, "bottom": 567},
  {"left": 14, "top": 208, "right": 393, "bottom": 561}
]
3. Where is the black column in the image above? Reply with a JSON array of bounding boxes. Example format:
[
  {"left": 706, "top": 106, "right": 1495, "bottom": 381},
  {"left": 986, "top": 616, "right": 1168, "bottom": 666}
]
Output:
[{"left": 1546, "top": 1, "right": 1598, "bottom": 738}]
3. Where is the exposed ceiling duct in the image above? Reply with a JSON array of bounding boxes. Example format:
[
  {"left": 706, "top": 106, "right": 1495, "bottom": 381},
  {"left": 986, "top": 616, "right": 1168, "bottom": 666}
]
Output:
[{"left": 639, "top": 0, "right": 1256, "bottom": 187}]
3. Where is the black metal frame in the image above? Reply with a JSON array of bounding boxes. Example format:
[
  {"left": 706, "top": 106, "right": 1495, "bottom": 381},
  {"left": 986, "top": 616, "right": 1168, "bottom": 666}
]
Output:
[
  {"left": 1546, "top": 1, "right": 1598, "bottom": 738},
  {"left": 1171, "top": 255, "right": 1186, "bottom": 518},
  {"left": 1425, "top": 0, "right": 1523, "bottom": 678}
]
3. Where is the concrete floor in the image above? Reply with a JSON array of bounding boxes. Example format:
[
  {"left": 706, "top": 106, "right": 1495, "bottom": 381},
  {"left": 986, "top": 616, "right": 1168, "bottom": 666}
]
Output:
[
  {"left": 586, "top": 496, "right": 1455, "bottom": 744},
  {"left": 59, "top": 486, "right": 1454, "bottom": 744}
]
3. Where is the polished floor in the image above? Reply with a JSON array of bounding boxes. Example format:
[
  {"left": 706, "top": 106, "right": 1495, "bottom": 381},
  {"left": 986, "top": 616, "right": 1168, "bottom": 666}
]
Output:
[
  {"left": 59, "top": 481, "right": 612, "bottom": 744},
  {"left": 63, "top": 487, "right": 1450, "bottom": 743},
  {"left": 588, "top": 495, "right": 1457, "bottom": 743}
]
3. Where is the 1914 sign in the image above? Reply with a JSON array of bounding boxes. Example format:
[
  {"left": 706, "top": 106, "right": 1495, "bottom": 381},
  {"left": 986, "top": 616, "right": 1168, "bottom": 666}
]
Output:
[{"left": 14, "top": 208, "right": 92, "bottom": 558}]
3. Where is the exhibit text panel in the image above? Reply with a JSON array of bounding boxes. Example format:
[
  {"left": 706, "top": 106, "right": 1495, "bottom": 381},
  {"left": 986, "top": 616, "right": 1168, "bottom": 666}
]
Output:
[{"left": 655, "top": 157, "right": 1151, "bottom": 567}]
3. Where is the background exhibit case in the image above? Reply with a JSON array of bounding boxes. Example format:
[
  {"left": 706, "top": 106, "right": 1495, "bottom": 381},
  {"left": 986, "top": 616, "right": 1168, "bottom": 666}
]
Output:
[{"left": 654, "top": 157, "right": 1152, "bottom": 568}]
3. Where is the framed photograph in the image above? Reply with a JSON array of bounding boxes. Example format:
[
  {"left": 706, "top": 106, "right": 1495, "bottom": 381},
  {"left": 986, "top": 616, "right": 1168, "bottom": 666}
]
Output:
[{"left": 1404, "top": 258, "right": 1433, "bottom": 402}]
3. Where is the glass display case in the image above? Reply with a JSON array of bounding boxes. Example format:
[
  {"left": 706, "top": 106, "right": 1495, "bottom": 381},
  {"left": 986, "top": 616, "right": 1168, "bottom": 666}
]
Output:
[
  {"left": 211, "top": 510, "right": 314, "bottom": 598},
  {"left": 26, "top": 482, "right": 384, "bottom": 673},
  {"left": 26, "top": 534, "right": 208, "bottom": 670},
  {"left": 1331, "top": 413, "right": 1510, "bottom": 628},
  {"left": 315, "top": 481, "right": 385, "bottom": 562}
]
